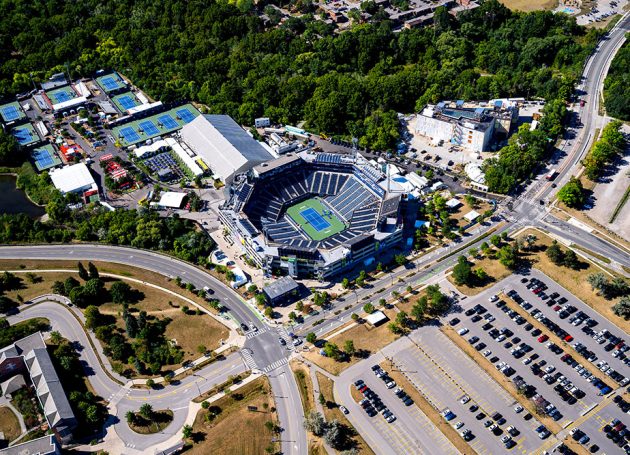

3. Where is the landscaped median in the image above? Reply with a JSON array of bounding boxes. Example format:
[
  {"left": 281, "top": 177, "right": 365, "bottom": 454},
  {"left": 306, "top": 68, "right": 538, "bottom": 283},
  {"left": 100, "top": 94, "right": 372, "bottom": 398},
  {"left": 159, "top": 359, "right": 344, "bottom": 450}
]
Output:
[{"left": 127, "top": 406, "right": 173, "bottom": 434}]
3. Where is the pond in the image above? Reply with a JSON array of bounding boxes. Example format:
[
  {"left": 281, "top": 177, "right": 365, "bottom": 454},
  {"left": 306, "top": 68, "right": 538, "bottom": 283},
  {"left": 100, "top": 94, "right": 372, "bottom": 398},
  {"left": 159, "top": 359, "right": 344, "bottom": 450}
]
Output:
[{"left": 0, "top": 174, "right": 46, "bottom": 217}]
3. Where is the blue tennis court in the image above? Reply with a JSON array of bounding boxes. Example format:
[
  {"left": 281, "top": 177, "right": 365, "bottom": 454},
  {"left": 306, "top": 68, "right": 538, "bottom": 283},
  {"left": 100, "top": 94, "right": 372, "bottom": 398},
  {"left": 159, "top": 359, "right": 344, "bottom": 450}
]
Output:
[
  {"left": 118, "top": 95, "right": 136, "bottom": 110},
  {"left": 1, "top": 105, "right": 20, "bottom": 121},
  {"left": 158, "top": 114, "right": 178, "bottom": 129},
  {"left": 139, "top": 120, "right": 159, "bottom": 136},
  {"left": 55, "top": 91, "right": 70, "bottom": 103},
  {"left": 118, "top": 126, "right": 140, "bottom": 144},
  {"left": 101, "top": 76, "right": 119, "bottom": 91},
  {"left": 12, "top": 125, "right": 39, "bottom": 145},
  {"left": 301, "top": 208, "right": 331, "bottom": 232},
  {"left": 31, "top": 145, "right": 61, "bottom": 171},
  {"left": 176, "top": 109, "right": 195, "bottom": 123}
]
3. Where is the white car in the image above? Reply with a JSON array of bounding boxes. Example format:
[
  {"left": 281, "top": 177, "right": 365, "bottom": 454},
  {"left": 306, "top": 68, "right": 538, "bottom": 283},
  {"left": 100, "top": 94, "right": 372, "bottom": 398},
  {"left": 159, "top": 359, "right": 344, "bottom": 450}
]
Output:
[
  {"left": 489, "top": 295, "right": 499, "bottom": 302},
  {"left": 458, "top": 328, "right": 469, "bottom": 336},
  {"left": 339, "top": 406, "right": 349, "bottom": 414},
  {"left": 454, "top": 421, "right": 464, "bottom": 429},
  {"left": 483, "top": 350, "right": 492, "bottom": 357},
  {"left": 460, "top": 395, "right": 470, "bottom": 404},
  {"left": 386, "top": 381, "right": 396, "bottom": 389},
  {"left": 514, "top": 405, "right": 523, "bottom": 413}
]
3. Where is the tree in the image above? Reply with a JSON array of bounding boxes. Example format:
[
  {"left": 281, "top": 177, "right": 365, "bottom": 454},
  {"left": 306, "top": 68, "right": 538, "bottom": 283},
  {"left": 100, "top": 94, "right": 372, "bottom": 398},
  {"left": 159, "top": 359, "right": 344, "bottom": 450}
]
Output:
[
  {"left": 323, "top": 420, "right": 342, "bottom": 448},
  {"left": 412, "top": 296, "right": 428, "bottom": 321},
  {"left": 469, "top": 248, "right": 478, "bottom": 258},
  {"left": 396, "top": 311, "right": 408, "bottom": 327},
  {"left": 546, "top": 241, "right": 564, "bottom": 265},
  {"left": 146, "top": 379, "right": 155, "bottom": 388},
  {"left": 50, "top": 331, "right": 62, "bottom": 345},
  {"left": 182, "top": 424, "right": 193, "bottom": 439},
  {"left": 378, "top": 298, "right": 386, "bottom": 307},
  {"left": 109, "top": 281, "right": 132, "bottom": 304},
  {"left": 562, "top": 249, "right": 580, "bottom": 270},
  {"left": 77, "top": 262, "right": 89, "bottom": 281},
  {"left": 452, "top": 255, "right": 473, "bottom": 286},
  {"left": 139, "top": 403, "right": 153, "bottom": 420},
  {"left": 0, "top": 296, "right": 17, "bottom": 314},
  {"left": 296, "top": 300, "right": 304, "bottom": 313},
  {"left": 344, "top": 339, "right": 355, "bottom": 357},
  {"left": 197, "top": 344, "right": 207, "bottom": 354},
  {"left": 498, "top": 245, "right": 519, "bottom": 269},
  {"left": 264, "top": 306, "right": 273, "bottom": 318},
  {"left": 394, "top": 254, "right": 408, "bottom": 266},
  {"left": 612, "top": 296, "right": 630, "bottom": 320},
  {"left": 306, "top": 332, "right": 317, "bottom": 344},
  {"left": 88, "top": 262, "right": 99, "bottom": 279},
  {"left": 363, "top": 303, "right": 375, "bottom": 314},
  {"left": 351, "top": 313, "right": 359, "bottom": 321},
  {"left": 288, "top": 311, "right": 297, "bottom": 321},
  {"left": 323, "top": 342, "right": 341, "bottom": 360},
  {"left": 557, "top": 177, "right": 586, "bottom": 208},
  {"left": 341, "top": 278, "right": 350, "bottom": 289},
  {"left": 490, "top": 234, "right": 501, "bottom": 247},
  {"left": 587, "top": 273, "right": 608, "bottom": 293},
  {"left": 126, "top": 410, "right": 136, "bottom": 426},
  {"left": 51, "top": 280, "right": 65, "bottom": 295},
  {"left": 388, "top": 323, "right": 402, "bottom": 334},
  {"left": 84, "top": 305, "right": 102, "bottom": 329},
  {"left": 303, "top": 410, "right": 326, "bottom": 436},
  {"left": 318, "top": 392, "right": 325, "bottom": 406}
]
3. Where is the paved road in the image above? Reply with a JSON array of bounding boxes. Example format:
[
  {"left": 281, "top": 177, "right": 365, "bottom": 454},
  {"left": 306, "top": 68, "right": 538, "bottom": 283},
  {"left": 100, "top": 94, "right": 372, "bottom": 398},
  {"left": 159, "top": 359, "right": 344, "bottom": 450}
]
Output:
[
  {"left": 7, "top": 298, "right": 248, "bottom": 452},
  {"left": 0, "top": 245, "right": 306, "bottom": 455}
]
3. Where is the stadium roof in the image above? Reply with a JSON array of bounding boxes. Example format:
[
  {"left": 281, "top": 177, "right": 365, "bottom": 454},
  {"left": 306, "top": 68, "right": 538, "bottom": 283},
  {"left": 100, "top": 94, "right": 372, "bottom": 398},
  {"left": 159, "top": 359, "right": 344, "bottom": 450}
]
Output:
[
  {"left": 181, "top": 115, "right": 273, "bottom": 183},
  {"left": 49, "top": 163, "right": 96, "bottom": 194}
]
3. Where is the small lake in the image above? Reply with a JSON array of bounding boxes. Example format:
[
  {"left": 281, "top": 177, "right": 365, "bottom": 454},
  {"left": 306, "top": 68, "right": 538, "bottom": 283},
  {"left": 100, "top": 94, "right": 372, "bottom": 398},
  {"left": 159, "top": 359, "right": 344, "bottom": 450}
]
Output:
[{"left": 0, "top": 174, "right": 46, "bottom": 217}]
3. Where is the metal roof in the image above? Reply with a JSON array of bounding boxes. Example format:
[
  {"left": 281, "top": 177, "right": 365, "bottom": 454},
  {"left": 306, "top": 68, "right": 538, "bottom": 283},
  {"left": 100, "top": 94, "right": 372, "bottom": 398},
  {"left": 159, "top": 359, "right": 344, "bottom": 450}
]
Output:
[{"left": 263, "top": 276, "right": 299, "bottom": 300}]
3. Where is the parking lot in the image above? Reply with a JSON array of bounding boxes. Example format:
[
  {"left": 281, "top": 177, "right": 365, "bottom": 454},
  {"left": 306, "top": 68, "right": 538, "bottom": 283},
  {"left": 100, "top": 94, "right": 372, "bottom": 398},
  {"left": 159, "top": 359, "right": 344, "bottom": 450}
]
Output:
[
  {"left": 382, "top": 327, "right": 555, "bottom": 454},
  {"left": 450, "top": 270, "right": 628, "bottom": 453},
  {"left": 337, "top": 357, "right": 458, "bottom": 455},
  {"left": 573, "top": 396, "right": 630, "bottom": 454}
]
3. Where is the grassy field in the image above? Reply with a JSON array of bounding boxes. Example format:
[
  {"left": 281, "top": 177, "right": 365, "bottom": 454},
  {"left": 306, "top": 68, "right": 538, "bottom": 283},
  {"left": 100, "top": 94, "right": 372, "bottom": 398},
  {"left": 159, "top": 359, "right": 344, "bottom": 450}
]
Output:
[
  {"left": 0, "top": 265, "right": 229, "bottom": 374},
  {"left": 302, "top": 309, "right": 399, "bottom": 375},
  {"left": 316, "top": 372, "right": 375, "bottom": 455},
  {"left": 0, "top": 406, "right": 21, "bottom": 442},
  {"left": 188, "top": 377, "right": 279, "bottom": 455},
  {"left": 499, "top": 0, "right": 558, "bottom": 11},
  {"left": 447, "top": 253, "right": 512, "bottom": 296},
  {"left": 517, "top": 229, "right": 629, "bottom": 333},
  {"left": 286, "top": 197, "right": 346, "bottom": 241},
  {"left": 289, "top": 361, "right": 328, "bottom": 454}
]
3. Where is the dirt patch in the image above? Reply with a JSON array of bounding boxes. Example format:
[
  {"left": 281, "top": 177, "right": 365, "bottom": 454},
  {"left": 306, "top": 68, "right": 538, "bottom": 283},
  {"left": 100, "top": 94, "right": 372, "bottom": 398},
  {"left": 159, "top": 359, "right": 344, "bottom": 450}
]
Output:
[
  {"left": 188, "top": 377, "right": 279, "bottom": 455},
  {"left": 316, "top": 372, "right": 375, "bottom": 455},
  {"left": 302, "top": 309, "right": 400, "bottom": 375},
  {"left": 441, "top": 325, "right": 562, "bottom": 433},
  {"left": 382, "top": 365, "right": 473, "bottom": 455},
  {"left": 0, "top": 406, "right": 21, "bottom": 442},
  {"left": 499, "top": 0, "right": 558, "bottom": 11}
]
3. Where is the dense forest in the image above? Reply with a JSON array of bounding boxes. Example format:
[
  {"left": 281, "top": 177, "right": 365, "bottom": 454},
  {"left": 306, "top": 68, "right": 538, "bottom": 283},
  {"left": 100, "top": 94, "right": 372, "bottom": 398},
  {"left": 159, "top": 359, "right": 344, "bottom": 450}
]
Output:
[
  {"left": 1, "top": 0, "right": 598, "bottom": 151},
  {"left": 603, "top": 40, "right": 630, "bottom": 120}
]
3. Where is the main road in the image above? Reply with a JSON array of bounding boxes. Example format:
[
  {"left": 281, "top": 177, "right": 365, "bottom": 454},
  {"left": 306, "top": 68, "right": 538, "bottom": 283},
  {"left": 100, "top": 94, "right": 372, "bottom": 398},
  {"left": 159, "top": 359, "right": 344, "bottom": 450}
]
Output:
[{"left": 0, "top": 245, "right": 307, "bottom": 455}]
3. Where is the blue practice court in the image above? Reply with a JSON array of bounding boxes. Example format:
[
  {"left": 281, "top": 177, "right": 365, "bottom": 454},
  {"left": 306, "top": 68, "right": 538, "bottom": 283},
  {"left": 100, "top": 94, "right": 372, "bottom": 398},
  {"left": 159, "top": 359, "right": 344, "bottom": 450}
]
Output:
[
  {"left": 101, "top": 76, "right": 120, "bottom": 91},
  {"left": 301, "top": 208, "right": 331, "bottom": 232},
  {"left": 12, "top": 126, "right": 38, "bottom": 145},
  {"left": 158, "top": 114, "right": 178, "bottom": 129},
  {"left": 118, "top": 126, "right": 140, "bottom": 144},
  {"left": 53, "top": 91, "right": 70, "bottom": 103},
  {"left": 139, "top": 120, "right": 159, "bottom": 136},
  {"left": 118, "top": 95, "right": 136, "bottom": 110},
  {"left": 1, "top": 105, "right": 20, "bottom": 122},
  {"left": 176, "top": 109, "right": 195, "bottom": 123},
  {"left": 31, "top": 145, "right": 61, "bottom": 171}
]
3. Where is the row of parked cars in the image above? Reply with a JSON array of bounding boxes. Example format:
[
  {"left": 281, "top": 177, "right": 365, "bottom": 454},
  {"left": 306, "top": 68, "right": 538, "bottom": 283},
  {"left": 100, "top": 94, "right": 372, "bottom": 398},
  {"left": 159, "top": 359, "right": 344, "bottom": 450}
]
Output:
[
  {"left": 601, "top": 418, "right": 629, "bottom": 451},
  {"left": 354, "top": 378, "right": 396, "bottom": 423}
]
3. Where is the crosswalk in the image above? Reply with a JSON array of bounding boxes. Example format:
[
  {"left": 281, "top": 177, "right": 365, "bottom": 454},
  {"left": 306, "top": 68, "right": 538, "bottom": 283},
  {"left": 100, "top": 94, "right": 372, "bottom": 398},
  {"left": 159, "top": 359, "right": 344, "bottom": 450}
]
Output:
[
  {"left": 240, "top": 349, "right": 260, "bottom": 371},
  {"left": 245, "top": 324, "right": 270, "bottom": 339},
  {"left": 263, "top": 357, "right": 288, "bottom": 374}
]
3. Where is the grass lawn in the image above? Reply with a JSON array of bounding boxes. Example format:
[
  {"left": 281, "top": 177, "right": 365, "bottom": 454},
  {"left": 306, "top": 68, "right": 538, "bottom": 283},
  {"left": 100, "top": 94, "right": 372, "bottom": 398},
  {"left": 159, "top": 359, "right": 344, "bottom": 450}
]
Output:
[
  {"left": 381, "top": 365, "right": 472, "bottom": 455},
  {"left": 0, "top": 265, "right": 229, "bottom": 376},
  {"left": 286, "top": 197, "right": 346, "bottom": 241},
  {"left": 440, "top": 325, "right": 563, "bottom": 434},
  {"left": 499, "top": 0, "right": 558, "bottom": 11},
  {"left": 447, "top": 253, "right": 512, "bottom": 296},
  {"left": 188, "top": 377, "right": 279, "bottom": 455},
  {"left": 316, "top": 372, "right": 375, "bottom": 455},
  {"left": 129, "top": 409, "right": 173, "bottom": 434},
  {"left": 451, "top": 197, "right": 493, "bottom": 231},
  {"left": 0, "top": 406, "right": 21, "bottom": 442},
  {"left": 302, "top": 309, "right": 399, "bottom": 375},
  {"left": 290, "top": 361, "right": 327, "bottom": 454},
  {"left": 517, "top": 229, "right": 629, "bottom": 333}
]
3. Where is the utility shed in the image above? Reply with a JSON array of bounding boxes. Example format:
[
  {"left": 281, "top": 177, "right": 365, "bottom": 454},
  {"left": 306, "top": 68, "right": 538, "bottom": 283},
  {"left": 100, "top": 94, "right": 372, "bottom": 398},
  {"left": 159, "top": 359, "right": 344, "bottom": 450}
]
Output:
[
  {"left": 263, "top": 276, "right": 300, "bottom": 306},
  {"left": 365, "top": 310, "right": 388, "bottom": 326}
]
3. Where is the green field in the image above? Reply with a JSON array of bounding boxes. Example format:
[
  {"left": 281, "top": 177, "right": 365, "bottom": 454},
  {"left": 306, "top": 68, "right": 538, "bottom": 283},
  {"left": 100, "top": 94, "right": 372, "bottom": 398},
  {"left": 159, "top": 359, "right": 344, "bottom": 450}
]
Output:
[{"left": 286, "top": 198, "right": 346, "bottom": 241}]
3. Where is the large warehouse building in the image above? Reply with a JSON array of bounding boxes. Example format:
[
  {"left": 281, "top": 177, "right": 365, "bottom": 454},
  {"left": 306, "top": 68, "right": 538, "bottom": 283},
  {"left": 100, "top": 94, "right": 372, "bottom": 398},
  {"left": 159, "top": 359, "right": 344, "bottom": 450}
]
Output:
[{"left": 181, "top": 115, "right": 273, "bottom": 184}]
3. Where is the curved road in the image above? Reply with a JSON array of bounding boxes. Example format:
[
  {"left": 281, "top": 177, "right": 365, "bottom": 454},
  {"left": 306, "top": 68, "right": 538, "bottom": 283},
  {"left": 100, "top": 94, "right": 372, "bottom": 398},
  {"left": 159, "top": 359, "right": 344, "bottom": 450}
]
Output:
[{"left": 0, "top": 246, "right": 306, "bottom": 455}]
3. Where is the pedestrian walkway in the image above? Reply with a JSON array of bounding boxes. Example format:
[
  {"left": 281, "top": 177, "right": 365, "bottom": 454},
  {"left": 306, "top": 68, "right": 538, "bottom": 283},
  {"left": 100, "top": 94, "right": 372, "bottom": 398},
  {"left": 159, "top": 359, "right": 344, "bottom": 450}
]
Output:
[
  {"left": 263, "top": 357, "right": 288, "bottom": 374},
  {"left": 241, "top": 349, "right": 260, "bottom": 371}
]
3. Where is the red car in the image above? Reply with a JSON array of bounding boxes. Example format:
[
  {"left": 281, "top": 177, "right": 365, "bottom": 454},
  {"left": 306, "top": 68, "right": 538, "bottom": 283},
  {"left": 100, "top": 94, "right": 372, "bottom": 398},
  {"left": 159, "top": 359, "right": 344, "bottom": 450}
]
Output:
[
  {"left": 564, "top": 335, "right": 574, "bottom": 342},
  {"left": 538, "top": 335, "right": 549, "bottom": 343},
  {"left": 553, "top": 305, "right": 561, "bottom": 311}
]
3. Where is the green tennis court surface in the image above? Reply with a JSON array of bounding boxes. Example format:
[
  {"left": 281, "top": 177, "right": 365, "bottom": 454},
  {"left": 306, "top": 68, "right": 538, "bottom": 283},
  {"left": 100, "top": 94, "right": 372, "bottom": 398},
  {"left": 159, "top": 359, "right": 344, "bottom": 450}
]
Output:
[{"left": 286, "top": 198, "right": 346, "bottom": 241}]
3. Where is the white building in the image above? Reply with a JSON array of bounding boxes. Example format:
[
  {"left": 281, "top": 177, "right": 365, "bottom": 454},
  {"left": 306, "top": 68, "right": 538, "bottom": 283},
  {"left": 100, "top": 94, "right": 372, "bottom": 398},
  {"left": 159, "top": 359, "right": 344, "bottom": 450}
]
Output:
[
  {"left": 152, "top": 191, "right": 187, "bottom": 209},
  {"left": 415, "top": 102, "right": 495, "bottom": 152},
  {"left": 49, "top": 163, "right": 97, "bottom": 195},
  {"left": 181, "top": 115, "right": 273, "bottom": 184}
]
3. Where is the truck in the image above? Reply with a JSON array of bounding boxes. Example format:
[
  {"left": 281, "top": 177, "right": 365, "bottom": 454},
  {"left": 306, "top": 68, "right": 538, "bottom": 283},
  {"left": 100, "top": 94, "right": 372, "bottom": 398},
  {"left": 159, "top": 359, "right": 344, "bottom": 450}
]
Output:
[{"left": 546, "top": 169, "right": 557, "bottom": 181}]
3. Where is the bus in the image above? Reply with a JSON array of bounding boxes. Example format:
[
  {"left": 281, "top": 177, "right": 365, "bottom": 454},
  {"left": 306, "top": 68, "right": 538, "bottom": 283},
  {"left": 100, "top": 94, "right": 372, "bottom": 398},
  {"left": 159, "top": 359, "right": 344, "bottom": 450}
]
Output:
[{"left": 546, "top": 169, "right": 558, "bottom": 181}]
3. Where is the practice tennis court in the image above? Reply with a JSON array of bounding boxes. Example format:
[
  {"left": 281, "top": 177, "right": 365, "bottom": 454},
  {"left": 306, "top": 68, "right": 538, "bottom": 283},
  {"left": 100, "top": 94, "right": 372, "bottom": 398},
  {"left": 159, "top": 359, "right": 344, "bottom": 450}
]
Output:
[
  {"left": 286, "top": 197, "right": 346, "bottom": 241},
  {"left": 139, "top": 120, "right": 160, "bottom": 136},
  {"left": 0, "top": 102, "right": 25, "bottom": 123},
  {"left": 97, "top": 73, "right": 126, "bottom": 92},
  {"left": 176, "top": 108, "right": 195, "bottom": 123},
  {"left": 11, "top": 124, "right": 39, "bottom": 146},
  {"left": 46, "top": 86, "right": 77, "bottom": 105},
  {"left": 118, "top": 126, "right": 140, "bottom": 144},
  {"left": 111, "top": 103, "right": 200, "bottom": 146},
  {"left": 158, "top": 114, "right": 178, "bottom": 129},
  {"left": 31, "top": 144, "right": 61, "bottom": 171}
]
